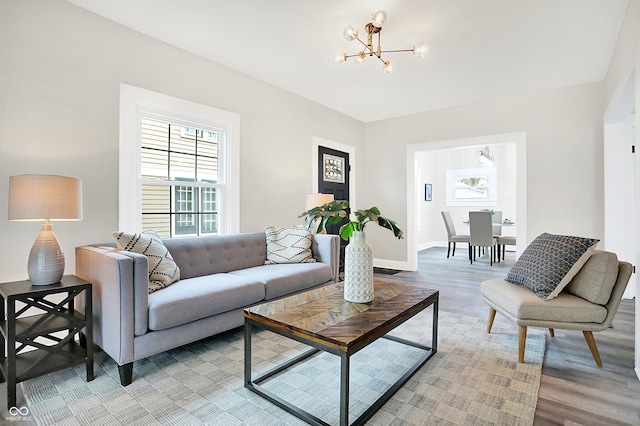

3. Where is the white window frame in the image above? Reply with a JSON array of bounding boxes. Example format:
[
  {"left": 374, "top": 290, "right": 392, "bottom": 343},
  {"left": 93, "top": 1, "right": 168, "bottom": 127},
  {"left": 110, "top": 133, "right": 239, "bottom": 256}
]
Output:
[
  {"left": 445, "top": 167, "right": 498, "bottom": 207},
  {"left": 119, "top": 84, "right": 240, "bottom": 234}
]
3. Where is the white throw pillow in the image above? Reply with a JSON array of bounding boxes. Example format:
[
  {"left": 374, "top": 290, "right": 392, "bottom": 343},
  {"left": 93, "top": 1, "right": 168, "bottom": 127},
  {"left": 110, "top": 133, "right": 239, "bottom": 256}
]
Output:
[
  {"left": 264, "top": 226, "right": 317, "bottom": 265},
  {"left": 113, "top": 230, "right": 180, "bottom": 293}
]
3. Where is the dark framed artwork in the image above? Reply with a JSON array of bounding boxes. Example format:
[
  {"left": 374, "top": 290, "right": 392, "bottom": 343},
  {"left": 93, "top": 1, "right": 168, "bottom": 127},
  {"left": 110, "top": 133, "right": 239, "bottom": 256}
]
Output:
[
  {"left": 323, "top": 153, "right": 345, "bottom": 183},
  {"left": 425, "top": 183, "right": 432, "bottom": 201}
]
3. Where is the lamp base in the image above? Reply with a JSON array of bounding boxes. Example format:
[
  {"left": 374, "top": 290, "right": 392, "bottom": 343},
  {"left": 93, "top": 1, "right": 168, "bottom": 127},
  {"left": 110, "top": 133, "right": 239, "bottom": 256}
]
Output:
[{"left": 27, "top": 222, "right": 65, "bottom": 285}]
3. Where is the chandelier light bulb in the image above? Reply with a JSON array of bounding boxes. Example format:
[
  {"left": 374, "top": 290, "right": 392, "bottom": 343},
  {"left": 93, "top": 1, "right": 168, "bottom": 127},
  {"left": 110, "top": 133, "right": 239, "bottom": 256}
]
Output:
[
  {"left": 355, "top": 51, "right": 366, "bottom": 63},
  {"left": 343, "top": 25, "right": 359, "bottom": 41},
  {"left": 371, "top": 10, "right": 387, "bottom": 28},
  {"left": 383, "top": 60, "right": 393, "bottom": 74},
  {"left": 413, "top": 42, "right": 428, "bottom": 57},
  {"left": 334, "top": 52, "right": 347, "bottom": 64}
]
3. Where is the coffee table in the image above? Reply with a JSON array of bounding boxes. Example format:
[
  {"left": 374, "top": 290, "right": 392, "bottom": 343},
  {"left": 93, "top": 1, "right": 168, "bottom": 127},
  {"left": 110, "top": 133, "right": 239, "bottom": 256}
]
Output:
[{"left": 244, "top": 280, "right": 438, "bottom": 426}]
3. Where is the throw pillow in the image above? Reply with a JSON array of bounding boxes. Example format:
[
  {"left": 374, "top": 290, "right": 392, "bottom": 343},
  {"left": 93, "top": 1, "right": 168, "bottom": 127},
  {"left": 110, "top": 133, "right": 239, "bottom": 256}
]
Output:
[
  {"left": 113, "top": 230, "right": 180, "bottom": 293},
  {"left": 264, "top": 225, "right": 317, "bottom": 265},
  {"left": 505, "top": 232, "right": 600, "bottom": 300},
  {"left": 565, "top": 251, "right": 619, "bottom": 305}
]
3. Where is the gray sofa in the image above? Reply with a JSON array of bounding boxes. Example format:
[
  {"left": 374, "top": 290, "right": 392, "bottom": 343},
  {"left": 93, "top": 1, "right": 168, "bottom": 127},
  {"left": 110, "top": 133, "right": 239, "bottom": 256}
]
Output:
[{"left": 75, "top": 232, "right": 340, "bottom": 385}]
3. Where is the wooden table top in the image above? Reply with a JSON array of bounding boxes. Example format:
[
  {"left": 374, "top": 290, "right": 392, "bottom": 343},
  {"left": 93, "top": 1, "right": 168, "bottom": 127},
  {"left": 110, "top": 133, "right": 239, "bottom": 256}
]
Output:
[{"left": 244, "top": 281, "right": 438, "bottom": 353}]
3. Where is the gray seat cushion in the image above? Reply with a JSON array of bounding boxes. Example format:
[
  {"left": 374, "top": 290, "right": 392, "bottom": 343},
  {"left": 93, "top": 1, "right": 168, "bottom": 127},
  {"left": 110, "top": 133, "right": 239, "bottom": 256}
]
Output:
[
  {"left": 148, "top": 274, "right": 265, "bottom": 331},
  {"left": 481, "top": 279, "right": 607, "bottom": 324},
  {"left": 230, "top": 263, "right": 333, "bottom": 299}
]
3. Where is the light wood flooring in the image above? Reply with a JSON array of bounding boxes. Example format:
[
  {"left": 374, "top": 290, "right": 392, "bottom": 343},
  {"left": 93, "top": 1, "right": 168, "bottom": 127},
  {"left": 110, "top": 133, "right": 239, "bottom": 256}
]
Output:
[{"left": 373, "top": 247, "right": 640, "bottom": 426}]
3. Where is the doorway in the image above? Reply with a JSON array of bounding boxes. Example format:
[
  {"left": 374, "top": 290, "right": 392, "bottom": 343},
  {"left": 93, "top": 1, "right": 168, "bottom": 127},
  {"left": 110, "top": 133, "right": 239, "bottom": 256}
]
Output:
[
  {"left": 604, "top": 71, "right": 636, "bottom": 300},
  {"left": 312, "top": 137, "right": 357, "bottom": 272},
  {"left": 406, "top": 132, "right": 527, "bottom": 271}
]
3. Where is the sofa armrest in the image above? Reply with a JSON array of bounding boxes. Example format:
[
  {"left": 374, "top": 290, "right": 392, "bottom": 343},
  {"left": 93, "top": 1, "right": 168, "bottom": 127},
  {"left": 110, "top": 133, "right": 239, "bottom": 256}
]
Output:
[
  {"left": 312, "top": 234, "right": 340, "bottom": 282},
  {"left": 75, "top": 245, "right": 149, "bottom": 365}
]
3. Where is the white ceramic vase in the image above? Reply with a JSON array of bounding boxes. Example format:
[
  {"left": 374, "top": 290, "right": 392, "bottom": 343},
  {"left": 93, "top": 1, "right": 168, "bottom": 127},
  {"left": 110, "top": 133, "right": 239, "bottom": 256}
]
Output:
[{"left": 343, "top": 231, "right": 374, "bottom": 303}]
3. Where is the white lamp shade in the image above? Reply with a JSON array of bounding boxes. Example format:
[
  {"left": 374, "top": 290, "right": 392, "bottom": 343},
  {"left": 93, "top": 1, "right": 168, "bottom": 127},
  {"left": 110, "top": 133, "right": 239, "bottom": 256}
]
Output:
[
  {"left": 8, "top": 175, "right": 83, "bottom": 221},
  {"left": 305, "top": 193, "right": 334, "bottom": 210},
  {"left": 8, "top": 175, "right": 83, "bottom": 285}
]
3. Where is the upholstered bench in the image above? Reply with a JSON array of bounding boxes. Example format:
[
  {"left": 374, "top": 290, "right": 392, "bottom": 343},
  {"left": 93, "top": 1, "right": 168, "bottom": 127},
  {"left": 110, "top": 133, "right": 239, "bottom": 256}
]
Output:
[{"left": 481, "top": 249, "right": 632, "bottom": 366}]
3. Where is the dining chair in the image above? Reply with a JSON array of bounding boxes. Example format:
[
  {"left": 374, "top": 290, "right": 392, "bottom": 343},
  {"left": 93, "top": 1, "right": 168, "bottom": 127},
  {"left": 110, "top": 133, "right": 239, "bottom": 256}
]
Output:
[
  {"left": 497, "top": 235, "right": 516, "bottom": 260},
  {"left": 441, "top": 211, "right": 470, "bottom": 258},
  {"left": 491, "top": 210, "right": 502, "bottom": 237},
  {"left": 469, "top": 211, "right": 497, "bottom": 265}
]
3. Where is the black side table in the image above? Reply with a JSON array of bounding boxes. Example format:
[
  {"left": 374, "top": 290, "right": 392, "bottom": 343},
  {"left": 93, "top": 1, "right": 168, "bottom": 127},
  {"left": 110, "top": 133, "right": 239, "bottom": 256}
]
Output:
[{"left": 0, "top": 275, "right": 93, "bottom": 409}]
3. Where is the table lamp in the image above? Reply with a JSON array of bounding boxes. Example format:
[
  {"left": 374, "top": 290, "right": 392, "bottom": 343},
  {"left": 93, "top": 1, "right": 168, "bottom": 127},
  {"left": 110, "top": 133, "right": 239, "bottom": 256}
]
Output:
[
  {"left": 305, "top": 193, "right": 334, "bottom": 234},
  {"left": 8, "top": 175, "right": 83, "bottom": 285},
  {"left": 305, "top": 193, "right": 334, "bottom": 210}
]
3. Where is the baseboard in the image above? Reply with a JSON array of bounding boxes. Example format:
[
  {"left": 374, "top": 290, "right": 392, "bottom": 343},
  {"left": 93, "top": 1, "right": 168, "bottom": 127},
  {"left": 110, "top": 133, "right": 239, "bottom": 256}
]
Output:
[
  {"left": 418, "top": 241, "right": 447, "bottom": 251},
  {"left": 373, "top": 258, "right": 411, "bottom": 272}
]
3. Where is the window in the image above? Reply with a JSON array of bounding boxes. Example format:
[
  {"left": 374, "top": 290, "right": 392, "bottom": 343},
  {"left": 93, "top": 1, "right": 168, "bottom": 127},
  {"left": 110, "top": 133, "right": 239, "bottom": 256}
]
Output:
[
  {"left": 140, "top": 117, "right": 220, "bottom": 237},
  {"left": 446, "top": 167, "right": 497, "bottom": 206},
  {"left": 454, "top": 176, "right": 488, "bottom": 199},
  {"left": 120, "top": 84, "right": 239, "bottom": 237}
]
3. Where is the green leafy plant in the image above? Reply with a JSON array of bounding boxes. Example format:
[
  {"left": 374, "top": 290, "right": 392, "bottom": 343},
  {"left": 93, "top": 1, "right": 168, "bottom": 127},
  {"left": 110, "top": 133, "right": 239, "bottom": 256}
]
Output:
[
  {"left": 300, "top": 200, "right": 403, "bottom": 241},
  {"left": 299, "top": 200, "right": 349, "bottom": 234}
]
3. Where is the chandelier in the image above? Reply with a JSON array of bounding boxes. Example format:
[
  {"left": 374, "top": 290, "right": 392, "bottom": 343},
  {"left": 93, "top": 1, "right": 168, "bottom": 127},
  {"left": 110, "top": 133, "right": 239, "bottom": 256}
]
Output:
[
  {"left": 476, "top": 146, "right": 495, "bottom": 167},
  {"left": 334, "top": 10, "right": 427, "bottom": 74}
]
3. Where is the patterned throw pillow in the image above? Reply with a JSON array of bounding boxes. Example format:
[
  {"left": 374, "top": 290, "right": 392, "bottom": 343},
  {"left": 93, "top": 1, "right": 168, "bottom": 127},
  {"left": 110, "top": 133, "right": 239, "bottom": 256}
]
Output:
[
  {"left": 264, "top": 226, "right": 317, "bottom": 265},
  {"left": 505, "top": 233, "right": 599, "bottom": 300},
  {"left": 113, "top": 230, "right": 180, "bottom": 293}
]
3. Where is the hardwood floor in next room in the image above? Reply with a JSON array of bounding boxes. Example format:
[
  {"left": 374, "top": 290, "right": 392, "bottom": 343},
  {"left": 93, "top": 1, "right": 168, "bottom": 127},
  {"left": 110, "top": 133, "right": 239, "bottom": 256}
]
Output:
[{"left": 373, "top": 247, "right": 640, "bottom": 426}]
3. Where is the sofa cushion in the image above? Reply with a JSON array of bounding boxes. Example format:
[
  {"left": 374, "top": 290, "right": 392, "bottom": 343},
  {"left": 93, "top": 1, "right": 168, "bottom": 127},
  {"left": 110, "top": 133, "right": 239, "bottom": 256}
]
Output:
[
  {"left": 505, "top": 233, "right": 599, "bottom": 300},
  {"left": 147, "top": 273, "right": 265, "bottom": 331},
  {"left": 264, "top": 226, "right": 316, "bottom": 264},
  {"left": 163, "top": 233, "right": 267, "bottom": 279},
  {"left": 565, "top": 251, "right": 619, "bottom": 305},
  {"left": 113, "top": 230, "right": 180, "bottom": 293},
  {"left": 230, "top": 263, "right": 333, "bottom": 299},
  {"left": 481, "top": 279, "right": 607, "bottom": 324}
]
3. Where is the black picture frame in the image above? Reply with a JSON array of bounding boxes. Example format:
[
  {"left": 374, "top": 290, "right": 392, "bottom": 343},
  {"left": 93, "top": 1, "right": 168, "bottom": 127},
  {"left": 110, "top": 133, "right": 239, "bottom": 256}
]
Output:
[{"left": 425, "top": 183, "right": 432, "bottom": 201}]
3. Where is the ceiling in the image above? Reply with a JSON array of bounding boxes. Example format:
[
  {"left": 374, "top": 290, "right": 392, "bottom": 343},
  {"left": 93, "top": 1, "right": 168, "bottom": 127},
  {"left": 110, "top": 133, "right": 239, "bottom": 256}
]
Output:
[{"left": 66, "top": 0, "right": 629, "bottom": 123}]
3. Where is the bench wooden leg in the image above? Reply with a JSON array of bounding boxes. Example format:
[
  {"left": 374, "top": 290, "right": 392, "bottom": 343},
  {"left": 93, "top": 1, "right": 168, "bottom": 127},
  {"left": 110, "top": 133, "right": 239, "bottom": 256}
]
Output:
[
  {"left": 583, "top": 331, "right": 603, "bottom": 367},
  {"left": 518, "top": 326, "right": 527, "bottom": 363},
  {"left": 486, "top": 307, "right": 496, "bottom": 333},
  {"left": 548, "top": 328, "right": 555, "bottom": 337}
]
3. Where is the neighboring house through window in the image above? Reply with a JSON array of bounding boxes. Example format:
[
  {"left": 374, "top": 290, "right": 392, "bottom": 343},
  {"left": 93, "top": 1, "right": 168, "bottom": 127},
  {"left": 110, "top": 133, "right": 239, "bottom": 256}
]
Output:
[
  {"left": 119, "top": 84, "right": 240, "bottom": 237},
  {"left": 445, "top": 167, "right": 498, "bottom": 207}
]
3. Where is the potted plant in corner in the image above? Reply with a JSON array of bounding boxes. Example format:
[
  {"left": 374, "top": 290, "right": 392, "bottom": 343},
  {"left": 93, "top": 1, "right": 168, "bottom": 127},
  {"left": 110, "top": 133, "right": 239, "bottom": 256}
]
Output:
[{"left": 300, "top": 200, "right": 403, "bottom": 303}]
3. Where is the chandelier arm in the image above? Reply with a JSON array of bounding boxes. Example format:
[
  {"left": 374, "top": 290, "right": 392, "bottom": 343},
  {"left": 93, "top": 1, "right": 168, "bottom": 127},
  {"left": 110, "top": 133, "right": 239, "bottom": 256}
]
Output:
[
  {"left": 353, "top": 37, "right": 369, "bottom": 50},
  {"left": 379, "top": 49, "right": 415, "bottom": 54}
]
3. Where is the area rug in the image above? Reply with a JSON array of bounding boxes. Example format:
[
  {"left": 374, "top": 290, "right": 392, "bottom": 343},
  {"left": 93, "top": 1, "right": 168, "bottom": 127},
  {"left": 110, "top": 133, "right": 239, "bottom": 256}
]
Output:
[{"left": 12, "top": 311, "right": 545, "bottom": 425}]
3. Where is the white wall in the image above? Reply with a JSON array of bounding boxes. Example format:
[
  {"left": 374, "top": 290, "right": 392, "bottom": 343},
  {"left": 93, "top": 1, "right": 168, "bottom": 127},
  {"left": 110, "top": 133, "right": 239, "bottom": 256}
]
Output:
[
  {"left": 0, "top": 0, "right": 364, "bottom": 282},
  {"left": 364, "top": 83, "right": 605, "bottom": 265}
]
